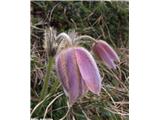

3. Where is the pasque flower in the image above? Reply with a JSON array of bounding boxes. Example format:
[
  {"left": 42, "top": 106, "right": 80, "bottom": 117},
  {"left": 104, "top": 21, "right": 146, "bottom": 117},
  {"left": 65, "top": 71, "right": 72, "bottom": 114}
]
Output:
[
  {"left": 92, "top": 40, "right": 120, "bottom": 69},
  {"left": 56, "top": 47, "right": 101, "bottom": 105}
]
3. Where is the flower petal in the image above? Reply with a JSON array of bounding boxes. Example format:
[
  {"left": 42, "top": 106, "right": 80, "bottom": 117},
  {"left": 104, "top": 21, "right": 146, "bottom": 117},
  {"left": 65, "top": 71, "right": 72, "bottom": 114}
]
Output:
[
  {"left": 99, "top": 40, "right": 119, "bottom": 62},
  {"left": 75, "top": 47, "right": 101, "bottom": 95},
  {"left": 56, "top": 51, "right": 69, "bottom": 96},
  {"left": 65, "top": 48, "right": 81, "bottom": 105}
]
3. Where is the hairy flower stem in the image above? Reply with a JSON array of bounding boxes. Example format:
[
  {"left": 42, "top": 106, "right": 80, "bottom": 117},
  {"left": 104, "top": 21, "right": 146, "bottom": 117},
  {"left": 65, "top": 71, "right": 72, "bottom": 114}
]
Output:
[
  {"left": 74, "top": 35, "right": 97, "bottom": 43},
  {"left": 40, "top": 56, "right": 53, "bottom": 101},
  {"left": 56, "top": 32, "right": 72, "bottom": 45}
]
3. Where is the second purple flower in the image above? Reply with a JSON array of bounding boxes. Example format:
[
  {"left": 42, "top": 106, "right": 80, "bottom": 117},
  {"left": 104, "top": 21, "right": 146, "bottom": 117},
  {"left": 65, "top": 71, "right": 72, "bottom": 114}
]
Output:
[{"left": 92, "top": 40, "right": 120, "bottom": 69}]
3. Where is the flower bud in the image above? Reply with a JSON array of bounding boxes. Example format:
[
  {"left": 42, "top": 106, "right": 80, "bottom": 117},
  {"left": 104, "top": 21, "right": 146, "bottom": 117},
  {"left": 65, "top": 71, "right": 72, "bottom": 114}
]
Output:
[{"left": 92, "top": 40, "right": 120, "bottom": 69}]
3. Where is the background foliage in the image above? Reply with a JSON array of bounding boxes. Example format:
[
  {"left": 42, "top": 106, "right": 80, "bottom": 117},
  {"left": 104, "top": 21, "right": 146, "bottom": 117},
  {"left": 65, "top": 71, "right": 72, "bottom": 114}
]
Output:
[{"left": 31, "top": 1, "right": 129, "bottom": 120}]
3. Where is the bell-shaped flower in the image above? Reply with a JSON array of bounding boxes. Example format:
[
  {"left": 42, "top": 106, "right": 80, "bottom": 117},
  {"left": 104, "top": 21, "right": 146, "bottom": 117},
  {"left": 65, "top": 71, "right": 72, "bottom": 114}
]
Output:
[
  {"left": 92, "top": 40, "right": 120, "bottom": 69},
  {"left": 55, "top": 47, "right": 101, "bottom": 105}
]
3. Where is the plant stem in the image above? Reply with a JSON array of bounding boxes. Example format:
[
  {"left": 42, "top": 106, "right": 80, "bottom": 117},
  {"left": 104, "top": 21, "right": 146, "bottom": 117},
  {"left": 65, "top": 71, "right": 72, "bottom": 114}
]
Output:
[
  {"left": 74, "top": 35, "right": 97, "bottom": 42},
  {"left": 40, "top": 56, "right": 53, "bottom": 101}
]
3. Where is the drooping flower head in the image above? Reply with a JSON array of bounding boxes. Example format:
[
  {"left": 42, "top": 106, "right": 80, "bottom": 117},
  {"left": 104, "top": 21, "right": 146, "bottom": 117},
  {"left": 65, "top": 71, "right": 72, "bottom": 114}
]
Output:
[
  {"left": 92, "top": 40, "right": 120, "bottom": 69},
  {"left": 56, "top": 47, "right": 101, "bottom": 105}
]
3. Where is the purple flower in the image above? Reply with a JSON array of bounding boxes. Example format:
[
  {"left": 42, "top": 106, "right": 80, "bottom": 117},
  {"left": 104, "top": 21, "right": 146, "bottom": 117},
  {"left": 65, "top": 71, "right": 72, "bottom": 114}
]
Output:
[
  {"left": 55, "top": 47, "right": 101, "bottom": 105},
  {"left": 92, "top": 40, "right": 120, "bottom": 69}
]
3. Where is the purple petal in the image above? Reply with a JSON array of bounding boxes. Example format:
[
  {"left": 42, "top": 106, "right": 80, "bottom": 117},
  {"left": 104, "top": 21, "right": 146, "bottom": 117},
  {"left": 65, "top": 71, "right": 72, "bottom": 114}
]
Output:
[
  {"left": 99, "top": 40, "right": 119, "bottom": 62},
  {"left": 65, "top": 48, "right": 82, "bottom": 105},
  {"left": 92, "top": 40, "right": 119, "bottom": 69},
  {"left": 55, "top": 50, "right": 69, "bottom": 96},
  {"left": 75, "top": 47, "right": 101, "bottom": 95}
]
